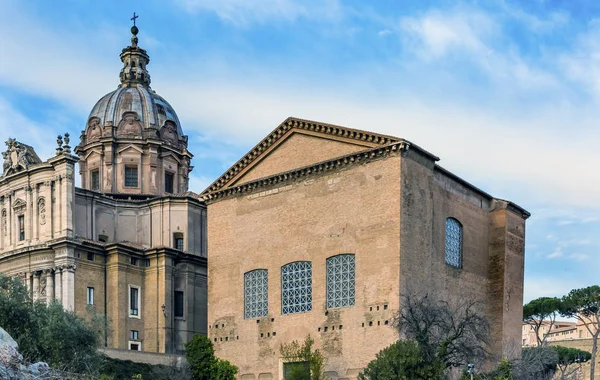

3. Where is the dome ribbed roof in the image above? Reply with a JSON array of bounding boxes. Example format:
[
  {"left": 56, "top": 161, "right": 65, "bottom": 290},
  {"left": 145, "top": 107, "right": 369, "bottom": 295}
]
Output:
[{"left": 88, "top": 85, "right": 183, "bottom": 135}]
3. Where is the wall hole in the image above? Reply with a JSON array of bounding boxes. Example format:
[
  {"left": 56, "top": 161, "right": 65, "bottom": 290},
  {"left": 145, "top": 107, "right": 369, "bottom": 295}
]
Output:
[
  {"left": 369, "top": 321, "right": 373, "bottom": 326},
  {"left": 377, "top": 306, "right": 380, "bottom": 311},
  {"left": 384, "top": 304, "right": 388, "bottom": 310},
  {"left": 339, "top": 325, "right": 343, "bottom": 330},
  {"left": 377, "top": 321, "right": 381, "bottom": 326},
  {"left": 384, "top": 320, "right": 389, "bottom": 325}
]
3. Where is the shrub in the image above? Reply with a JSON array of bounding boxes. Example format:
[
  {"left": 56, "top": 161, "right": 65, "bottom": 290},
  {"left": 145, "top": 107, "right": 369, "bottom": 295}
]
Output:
[
  {"left": 280, "top": 335, "right": 326, "bottom": 380},
  {"left": 185, "top": 334, "right": 237, "bottom": 380},
  {"left": 359, "top": 340, "right": 444, "bottom": 380}
]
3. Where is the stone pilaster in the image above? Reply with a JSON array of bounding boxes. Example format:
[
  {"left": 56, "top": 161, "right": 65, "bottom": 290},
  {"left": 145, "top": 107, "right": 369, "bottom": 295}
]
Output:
[
  {"left": 32, "top": 271, "right": 39, "bottom": 302},
  {"left": 61, "top": 264, "right": 76, "bottom": 311},
  {"left": 54, "top": 266, "right": 63, "bottom": 302},
  {"left": 45, "top": 269, "right": 54, "bottom": 304}
]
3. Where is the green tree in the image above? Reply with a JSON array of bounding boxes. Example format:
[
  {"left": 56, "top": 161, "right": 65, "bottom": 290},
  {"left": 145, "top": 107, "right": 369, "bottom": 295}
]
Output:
[
  {"left": 0, "top": 274, "right": 104, "bottom": 373},
  {"left": 185, "top": 334, "right": 237, "bottom": 380},
  {"left": 280, "top": 335, "right": 326, "bottom": 380},
  {"left": 358, "top": 340, "right": 444, "bottom": 380},
  {"left": 522, "top": 297, "right": 562, "bottom": 346},
  {"left": 551, "top": 346, "right": 591, "bottom": 379},
  {"left": 560, "top": 285, "right": 600, "bottom": 380}
]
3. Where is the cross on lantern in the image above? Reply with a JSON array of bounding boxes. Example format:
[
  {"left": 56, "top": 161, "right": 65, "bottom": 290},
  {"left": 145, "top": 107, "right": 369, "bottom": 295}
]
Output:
[{"left": 131, "top": 12, "right": 138, "bottom": 26}]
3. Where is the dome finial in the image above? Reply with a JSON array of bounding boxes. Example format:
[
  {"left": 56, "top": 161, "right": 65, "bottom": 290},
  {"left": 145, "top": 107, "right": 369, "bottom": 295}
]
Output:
[{"left": 130, "top": 12, "right": 139, "bottom": 47}]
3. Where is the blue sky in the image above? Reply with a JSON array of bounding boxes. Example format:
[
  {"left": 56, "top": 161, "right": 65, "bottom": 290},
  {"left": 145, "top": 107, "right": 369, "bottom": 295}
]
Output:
[{"left": 0, "top": 0, "right": 598, "bottom": 304}]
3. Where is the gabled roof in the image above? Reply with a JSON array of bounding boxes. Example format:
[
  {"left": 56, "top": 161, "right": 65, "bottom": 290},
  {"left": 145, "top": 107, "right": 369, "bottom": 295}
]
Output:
[{"left": 201, "top": 116, "right": 406, "bottom": 195}]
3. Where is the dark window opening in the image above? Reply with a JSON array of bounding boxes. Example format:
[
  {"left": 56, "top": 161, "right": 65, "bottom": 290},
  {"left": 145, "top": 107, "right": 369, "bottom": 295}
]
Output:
[
  {"left": 174, "top": 291, "right": 184, "bottom": 318},
  {"left": 87, "top": 253, "right": 94, "bottom": 261},
  {"left": 18, "top": 215, "right": 25, "bottom": 241},
  {"left": 130, "top": 330, "right": 139, "bottom": 340},
  {"left": 130, "top": 257, "right": 138, "bottom": 266},
  {"left": 90, "top": 170, "right": 100, "bottom": 191},
  {"left": 174, "top": 233, "right": 184, "bottom": 251},
  {"left": 130, "top": 287, "right": 139, "bottom": 316},
  {"left": 165, "top": 172, "right": 174, "bottom": 193},
  {"left": 98, "top": 234, "right": 108, "bottom": 243},
  {"left": 129, "top": 343, "right": 140, "bottom": 351}
]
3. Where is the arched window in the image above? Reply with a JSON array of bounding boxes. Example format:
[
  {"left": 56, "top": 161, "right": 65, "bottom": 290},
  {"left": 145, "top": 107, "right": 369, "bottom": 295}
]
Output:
[
  {"left": 244, "top": 269, "right": 268, "bottom": 319},
  {"left": 281, "top": 261, "right": 312, "bottom": 315},
  {"left": 326, "top": 254, "right": 355, "bottom": 309},
  {"left": 445, "top": 218, "right": 463, "bottom": 268}
]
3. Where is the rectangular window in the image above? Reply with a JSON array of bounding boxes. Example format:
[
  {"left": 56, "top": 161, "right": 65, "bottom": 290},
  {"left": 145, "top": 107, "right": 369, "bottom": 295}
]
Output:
[
  {"left": 284, "top": 362, "right": 310, "bottom": 379},
  {"left": 129, "top": 342, "right": 140, "bottom": 351},
  {"left": 165, "top": 172, "right": 174, "bottom": 193},
  {"left": 174, "top": 291, "right": 184, "bottom": 318},
  {"left": 129, "top": 286, "right": 140, "bottom": 317},
  {"left": 130, "top": 330, "right": 139, "bottom": 340},
  {"left": 18, "top": 215, "right": 25, "bottom": 241},
  {"left": 144, "top": 259, "right": 150, "bottom": 267},
  {"left": 326, "top": 254, "right": 356, "bottom": 309},
  {"left": 124, "top": 166, "right": 138, "bottom": 187},
  {"left": 174, "top": 233, "right": 184, "bottom": 251},
  {"left": 130, "top": 257, "right": 138, "bottom": 266},
  {"left": 98, "top": 234, "right": 108, "bottom": 243},
  {"left": 87, "top": 287, "right": 94, "bottom": 305},
  {"left": 87, "top": 253, "right": 94, "bottom": 261},
  {"left": 90, "top": 169, "right": 100, "bottom": 191}
]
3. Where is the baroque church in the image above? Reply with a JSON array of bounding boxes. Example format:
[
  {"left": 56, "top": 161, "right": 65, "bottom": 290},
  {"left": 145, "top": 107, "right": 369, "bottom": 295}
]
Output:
[{"left": 0, "top": 22, "right": 529, "bottom": 379}]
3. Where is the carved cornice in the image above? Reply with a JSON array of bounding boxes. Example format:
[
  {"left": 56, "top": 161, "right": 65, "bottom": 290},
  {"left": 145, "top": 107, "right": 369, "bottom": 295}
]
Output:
[
  {"left": 202, "top": 117, "right": 403, "bottom": 195},
  {"left": 200, "top": 141, "right": 410, "bottom": 202}
]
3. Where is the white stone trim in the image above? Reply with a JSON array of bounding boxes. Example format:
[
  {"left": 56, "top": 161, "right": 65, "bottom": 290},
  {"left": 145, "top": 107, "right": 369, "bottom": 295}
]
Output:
[{"left": 128, "top": 284, "right": 141, "bottom": 319}]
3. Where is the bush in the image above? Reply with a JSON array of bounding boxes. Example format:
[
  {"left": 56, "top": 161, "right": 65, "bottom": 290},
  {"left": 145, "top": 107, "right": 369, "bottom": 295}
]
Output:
[
  {"left": 98, "top": 356, "right": 189, "bottom": 380},
  {"left": 280, "top": 335, "right": 326, "bottom": 380},
  {"left": 185, "top": 334, "right": 237, "bottom": 380},
  {"left": 0, "top": 274, "right": 104, "bottom": 373},
  {"left": 359, "top": 340, "right": 444, "bottom": 380}
]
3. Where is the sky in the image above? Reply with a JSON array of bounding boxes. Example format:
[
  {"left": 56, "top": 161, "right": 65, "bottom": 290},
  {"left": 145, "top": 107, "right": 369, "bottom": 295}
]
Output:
[{"left": 0, "top": 0, "right": 598, "bottom": 306}]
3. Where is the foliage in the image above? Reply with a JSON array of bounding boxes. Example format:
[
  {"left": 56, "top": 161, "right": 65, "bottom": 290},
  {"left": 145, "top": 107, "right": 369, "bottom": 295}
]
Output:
[
  {"left": 551, "top": 346, "right": 591, "bottom": 378},
  {"left": 460, "top": 357, "right": 513, "bottom": 380},
  {"left": 0, "top": 274, "right": 104, "bottom": 373},
  {"left": 522, "top": 297, "right": 562, "bottom": 346},
  {"left": 395, "top": 293, "right": 490, "bottom": 370},
  {"left": 185, "top": 334, "right": 237, "bottom": 380},
  {"left": 98, "top": 356, "right": 190, "bottom": 380},
  {"left": 512, "top": 346, "right": 558, "bottom": 380},
  {"left": 561, "top": 285, "right": 600, "bottom": 380},
  {"left": 358, "top": 339, "right": 444, "bottom": 380},
  {"left": 280, "top": 335, "right": 326, "bottom": 380}
]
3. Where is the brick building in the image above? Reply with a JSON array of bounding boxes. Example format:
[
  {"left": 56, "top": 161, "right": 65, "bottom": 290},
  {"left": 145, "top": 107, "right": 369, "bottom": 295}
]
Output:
[{"left": 202, "top": 117, "right": 530, "bottom": 379}]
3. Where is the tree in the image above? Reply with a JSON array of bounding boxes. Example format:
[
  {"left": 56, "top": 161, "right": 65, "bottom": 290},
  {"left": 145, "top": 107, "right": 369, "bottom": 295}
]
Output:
[
  {"left": 185, "top": 334, "right": 237, "bottom": 380},
  {"left": 551, "top": 346, "right": 591, "bottom": 379},
  {"left": 560, "top": 285, "right": 600, "bottom": 380},
  {"left": 0, "top": 274, "right": 104, "bottom": 373},
  {"left": 358, "top": 340, "right": 444, "bottom": 380},
  {"left": 280, "top": 335, "right": 326, "bottom": 380},
  {"left": 395, "top": 294, "right": 490, "bottom": 371},
  {"left": 522, "top": 297, "right": 562, "bottom": 346}
]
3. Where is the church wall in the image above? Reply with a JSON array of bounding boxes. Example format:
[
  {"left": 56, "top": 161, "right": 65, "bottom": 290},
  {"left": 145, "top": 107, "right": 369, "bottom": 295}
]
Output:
[
  {"left": 207, "top": 156, "right": 402, "bottom": 379},
  {"left": 74, "top": 252, "right": 107, "bottom": 318}
]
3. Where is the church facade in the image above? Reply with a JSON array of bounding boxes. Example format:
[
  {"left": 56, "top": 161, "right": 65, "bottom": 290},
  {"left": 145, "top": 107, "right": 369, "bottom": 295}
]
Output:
[
  {"left": 0, "top": 25, "right": 207, "bottom": 355},
  {"left": 202, "top": 118, "right": 530, "bottom": 379}
]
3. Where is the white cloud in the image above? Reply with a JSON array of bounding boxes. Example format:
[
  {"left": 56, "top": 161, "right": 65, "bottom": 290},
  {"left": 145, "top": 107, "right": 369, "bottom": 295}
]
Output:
[
  {"left": 174, "top": 0, "right": 342, "bottom": 26},
  {"left": 547, "top": 248, "right": 563, "bottom": 259},
  {"left": 378, "top": 29, "right": 392, "bottom": 37},
  {"left": 568, "top": 253, "right": 590, "bottom": 262},
  {"left": 524, "top": 275, "right": 587, "bottom": 303}
]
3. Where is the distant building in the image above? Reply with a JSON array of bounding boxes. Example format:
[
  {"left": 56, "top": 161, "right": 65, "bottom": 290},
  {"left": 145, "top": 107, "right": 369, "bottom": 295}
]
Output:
[
  {"left": 0, "top": 25, "right": 207, "bottom": 357},
  {"left": 523, "top": 318, "right": 599, "bottom": 347}
]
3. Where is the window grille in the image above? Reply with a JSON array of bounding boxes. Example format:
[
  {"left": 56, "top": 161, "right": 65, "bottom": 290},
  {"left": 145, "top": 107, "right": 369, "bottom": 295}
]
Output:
[
  {"left": 326, "top": 254, "right": 355, "bottom": 309},
  {"left": 445, "top": 218, "right": 463, "bottom": 267},
  {"left": 124, "top": 166, "right": 138, "bottom": 187},
  {"left": 281, "top": 262, "right": 312, "bottom": 315},
  {"left": 244, "top": 269, "right": 268, "bottom": 319}
]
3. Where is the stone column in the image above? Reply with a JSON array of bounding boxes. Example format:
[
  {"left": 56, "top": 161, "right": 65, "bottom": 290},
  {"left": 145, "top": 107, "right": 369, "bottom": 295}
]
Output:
[
  {"left": 62, "top": 265, "right": 76, "bottom": 311},
  {"left": 45, "top": 269, "right": 54, "bottom": 304},
  {"left": 54, "top": 266, "right": 63, "bottom": 303},
  {"left": 32, "top": 271, "right": 40, "bottom": 302}
]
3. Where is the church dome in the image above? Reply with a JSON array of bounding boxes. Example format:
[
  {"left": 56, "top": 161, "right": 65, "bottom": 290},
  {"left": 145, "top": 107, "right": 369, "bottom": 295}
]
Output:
[
  {"left": 88, "top": 86, "right": 183, "bottom": 136},
  {"left": 83, "top": 24, "right": 183, "bottom": 141}
]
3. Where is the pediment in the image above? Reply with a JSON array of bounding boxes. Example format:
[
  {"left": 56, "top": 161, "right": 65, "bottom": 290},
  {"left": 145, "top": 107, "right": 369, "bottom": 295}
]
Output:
[
  {"left": 83, "top": 148, "right": 103, "bottom": 160},
  {"left": 202, "top": 117, "right": 400, "bottom": 194},
  {"left": 117, "top": 145, "right": 144, "bottom": 155},
  {"left": 12, "top": 198, "right": 26, "bottom": 210},
  {"left": 159, "top": 151, "right": 181, "bottom": 163}
]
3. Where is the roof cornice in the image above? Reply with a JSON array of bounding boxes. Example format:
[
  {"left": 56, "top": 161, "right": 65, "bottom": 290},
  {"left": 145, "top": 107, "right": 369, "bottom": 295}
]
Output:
[
  {"left": 201, "top": 117, "right": 404, "bottom": 195},
  {"left": 200, "top": 140, "right": 410, "bottom": 202}
]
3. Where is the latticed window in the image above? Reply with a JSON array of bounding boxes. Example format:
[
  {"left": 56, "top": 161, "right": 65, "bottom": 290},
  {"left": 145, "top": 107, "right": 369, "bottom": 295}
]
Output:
[
  {"left": 445, "top": 218, "right": 463, "bottom": 268},
  {"left": 90, "top": 170, "right": 99, "bottom": 191},
  {"left": 281, "top": 261, "right": 312, "bottom": 315},
  {"left": 244, "top": 269, "right": 268, "bottom": 319},
  {"left": 326, "top": 254, "right": 355, "bottom": 309},
  {"left": 124, "top": 166, "right": 138, "bottom": 187}
]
